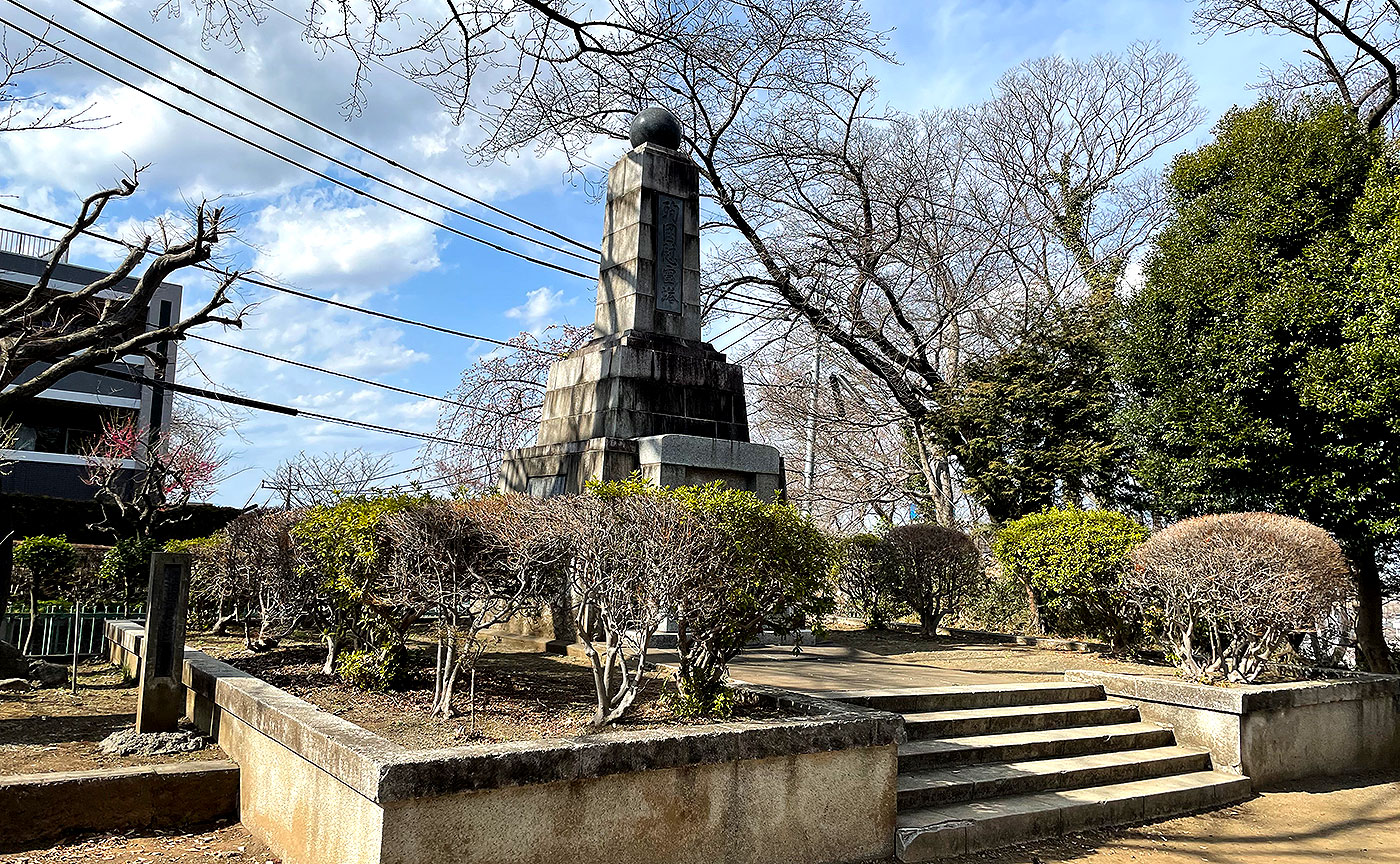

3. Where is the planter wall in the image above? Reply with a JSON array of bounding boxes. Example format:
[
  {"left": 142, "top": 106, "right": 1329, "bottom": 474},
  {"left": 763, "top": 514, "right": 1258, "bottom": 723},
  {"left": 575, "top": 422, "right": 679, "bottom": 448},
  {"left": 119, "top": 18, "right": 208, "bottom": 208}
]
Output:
[
  {"left": 1067, "top": 669, "right": 1400, "bottom": 788},
  {"left": 106, "top": 621, "right": 901, "bottom": 864}
]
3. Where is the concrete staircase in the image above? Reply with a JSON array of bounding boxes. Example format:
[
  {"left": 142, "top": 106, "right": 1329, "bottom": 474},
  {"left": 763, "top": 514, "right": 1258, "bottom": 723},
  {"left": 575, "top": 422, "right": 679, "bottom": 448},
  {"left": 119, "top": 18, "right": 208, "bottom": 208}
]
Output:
[{"left": 830, "top": 682, "right": 1252, "bottom": 861}]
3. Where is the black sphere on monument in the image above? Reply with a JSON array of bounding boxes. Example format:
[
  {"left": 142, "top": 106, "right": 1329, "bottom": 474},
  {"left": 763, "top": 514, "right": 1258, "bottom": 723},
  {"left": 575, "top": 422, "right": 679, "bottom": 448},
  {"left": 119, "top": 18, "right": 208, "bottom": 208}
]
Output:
[{"left": 629, "top": 106, "right": 683, "bottom": 150}]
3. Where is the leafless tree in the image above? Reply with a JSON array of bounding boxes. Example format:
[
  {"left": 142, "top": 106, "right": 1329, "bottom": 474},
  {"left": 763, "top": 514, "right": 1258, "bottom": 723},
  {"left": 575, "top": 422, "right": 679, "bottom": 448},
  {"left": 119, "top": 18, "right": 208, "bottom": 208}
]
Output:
[
  {"left": 0, "top": 26, "right": 106, "bottom": 133},
  {"left": 966, "top": 42, "right": 1205, "bottom": 306},
  {"left": 1127, "top": 512, "right": 1354, "bottom": 682},
  {"left": 1196, "top": 0, "right": 1400, "bottom": 132},
  {"left": 429, "top": 324, "right": 589, "bottom": 491},
  {"left": 83, "top": 399, "right": 235, "bottom": 540},
  {"left": 0, "top": 167, "right": 246, "bottom": 413},
  {"left": 262, "top": 448, "right": 395, "bottom": 508},
  {"left": 382, "top": 496, "right": 561, "bottom": 718}
]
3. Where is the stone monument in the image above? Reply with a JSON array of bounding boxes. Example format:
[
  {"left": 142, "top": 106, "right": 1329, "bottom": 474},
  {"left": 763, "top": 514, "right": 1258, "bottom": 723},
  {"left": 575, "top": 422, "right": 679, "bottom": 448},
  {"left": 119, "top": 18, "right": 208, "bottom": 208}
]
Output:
[
  {"left": 135, "top": 551, "right": 192, "bottom": 733},
  {"left": 498, "top": 107, "right": 785, "bottom": 498}
]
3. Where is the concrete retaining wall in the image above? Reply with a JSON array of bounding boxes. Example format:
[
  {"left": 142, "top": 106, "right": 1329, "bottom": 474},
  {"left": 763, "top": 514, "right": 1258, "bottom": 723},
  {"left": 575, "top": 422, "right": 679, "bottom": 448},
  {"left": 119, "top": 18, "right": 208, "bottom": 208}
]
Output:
[
  {"left": 107, "top": 621, "right": 901, "bottom": 864},
  {"left": 1067, "top": 669, "right": 1400, "bottom": 788},
  {"left": 0, "top": 760, "right": 239, "bottom": 851}
]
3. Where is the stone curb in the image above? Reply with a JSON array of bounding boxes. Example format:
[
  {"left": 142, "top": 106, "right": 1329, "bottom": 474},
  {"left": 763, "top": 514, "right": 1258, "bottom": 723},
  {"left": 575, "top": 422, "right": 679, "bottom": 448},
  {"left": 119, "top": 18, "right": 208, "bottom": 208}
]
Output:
[
  {"left": 1065, "top": 669, "right": 1400, "bottom": 714},
  {"left": 0, "top": 760, "right": 239, "bottom": 852}
]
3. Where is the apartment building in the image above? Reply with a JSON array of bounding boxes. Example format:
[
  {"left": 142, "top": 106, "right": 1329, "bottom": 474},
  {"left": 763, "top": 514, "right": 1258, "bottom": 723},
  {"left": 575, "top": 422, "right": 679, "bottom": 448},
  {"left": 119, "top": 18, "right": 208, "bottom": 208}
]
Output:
[{"left": 0, "top": 228, "right": 180, "bottom": 500}]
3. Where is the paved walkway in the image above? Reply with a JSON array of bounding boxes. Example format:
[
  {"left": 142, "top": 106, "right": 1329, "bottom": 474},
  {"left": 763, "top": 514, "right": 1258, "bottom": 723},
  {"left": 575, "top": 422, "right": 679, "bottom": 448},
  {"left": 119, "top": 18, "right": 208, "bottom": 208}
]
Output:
[{"left": 719, "top": 644, "right": 1061, "bottom": 694}]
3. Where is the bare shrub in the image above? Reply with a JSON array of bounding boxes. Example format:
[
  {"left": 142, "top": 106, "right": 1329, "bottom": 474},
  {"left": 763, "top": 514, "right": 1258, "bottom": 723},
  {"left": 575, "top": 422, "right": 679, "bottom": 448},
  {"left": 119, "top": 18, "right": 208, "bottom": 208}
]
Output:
[
  {"left": 886, "top": 525, "right": 981, "bottom": 638},
  {"left": 1126, "top": 513, "right": 1353, "bottom": 682},
  {"left": 553, "top": 486, "right": 714, "bottom": 727},
  {"left": 382, "top": 496, "right": 562, "bottom": 718}
]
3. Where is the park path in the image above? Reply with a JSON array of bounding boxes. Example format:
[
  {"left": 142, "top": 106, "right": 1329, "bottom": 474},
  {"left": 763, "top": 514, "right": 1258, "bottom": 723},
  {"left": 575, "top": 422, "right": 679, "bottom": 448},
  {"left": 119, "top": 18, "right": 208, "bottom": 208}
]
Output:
[{"left": 718, "top": 644, "right": 1062, "bottom": 694}]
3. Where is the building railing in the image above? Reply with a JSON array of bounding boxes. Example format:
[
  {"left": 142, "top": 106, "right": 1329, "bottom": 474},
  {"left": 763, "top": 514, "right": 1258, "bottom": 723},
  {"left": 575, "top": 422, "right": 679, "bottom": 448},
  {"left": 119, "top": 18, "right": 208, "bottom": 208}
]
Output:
[
  {"left": 2, "top": 603, "right": 143, "bottom": 657},
  {"left": 0, "top": 227, "right": 68, "bottom": 262}
]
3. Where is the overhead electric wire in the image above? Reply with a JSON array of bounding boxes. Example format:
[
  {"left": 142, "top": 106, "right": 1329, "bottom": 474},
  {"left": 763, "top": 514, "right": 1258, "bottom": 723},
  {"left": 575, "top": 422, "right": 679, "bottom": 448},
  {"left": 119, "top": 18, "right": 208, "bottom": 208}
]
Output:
[
  {"left": 56, "top": 0, "right": 597, "bottom": 256},
  {"left": 89, "top": 364, "right": 503, "bottom": 449},
  {"left": 186, "top": 333, "right": 471, "bottom": 410},
  {"left": 0, "top": 201, "right": 556, "bottom": 355},
  {"left": 0, "top": 12, "right": 597, "bottom": 280}
]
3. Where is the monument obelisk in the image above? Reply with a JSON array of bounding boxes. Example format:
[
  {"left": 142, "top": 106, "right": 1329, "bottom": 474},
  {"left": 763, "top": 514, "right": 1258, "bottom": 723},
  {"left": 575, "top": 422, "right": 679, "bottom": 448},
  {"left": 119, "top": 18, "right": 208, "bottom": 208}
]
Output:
[{"left": 498, "top": 107, "right": 785, "bottom": 499}]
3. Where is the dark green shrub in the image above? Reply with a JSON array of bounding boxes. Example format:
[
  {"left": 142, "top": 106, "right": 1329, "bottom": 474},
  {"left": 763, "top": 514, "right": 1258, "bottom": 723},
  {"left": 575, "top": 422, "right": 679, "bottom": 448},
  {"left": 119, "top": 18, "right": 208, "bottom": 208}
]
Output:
[
  {"left": 957, "top": 569, "right": 1036, "bottom": 634},
  {"left": 993, "top": 508, "right": 1148, "bottom": 644},
  {"left": 832, "top": 533, "right": 903, "bottom": 629},
  {"left": 97, "top": 538, "right": 160, "bottom": 602}
]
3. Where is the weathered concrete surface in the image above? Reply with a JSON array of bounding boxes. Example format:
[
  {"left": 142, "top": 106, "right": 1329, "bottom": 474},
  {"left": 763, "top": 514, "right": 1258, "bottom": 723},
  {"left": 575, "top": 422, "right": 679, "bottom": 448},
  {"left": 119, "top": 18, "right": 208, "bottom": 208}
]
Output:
[
  {"left": 108, "top": 622, "right": 903, "bottom": 864},
  {"left": 716, "top": 644, "right": 1050, "bottom": 694},
  {"left": 0, "top": 760, "right": 239, "bottom": 851},
  {"left": 1067, "top": 670, "right": 1400, "bottom": 787},
  {"left": 381, "top": 744, "right": 897, "bottom": 864}
]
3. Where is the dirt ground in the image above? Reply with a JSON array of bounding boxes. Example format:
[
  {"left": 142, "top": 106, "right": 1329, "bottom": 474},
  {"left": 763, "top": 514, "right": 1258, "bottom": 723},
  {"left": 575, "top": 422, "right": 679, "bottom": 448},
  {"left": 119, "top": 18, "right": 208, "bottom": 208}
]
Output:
[
  {"left": 946, "top": 771, "right": 1400, "bottom": 864},
  {"left": 0, "top": 820, "right": 274, "bottom": 863},
  {"left": 3, "top": 772, "right": 1395, "bottom": 863},
  {"left": 0, "top": 662, "right": 220, "bottom": 775},
  {"left": 188, "top": 634, "right": 785, "bottom": 749},
  {"left": 825, "top": 626, "right": 1176, "bottom": 678}
]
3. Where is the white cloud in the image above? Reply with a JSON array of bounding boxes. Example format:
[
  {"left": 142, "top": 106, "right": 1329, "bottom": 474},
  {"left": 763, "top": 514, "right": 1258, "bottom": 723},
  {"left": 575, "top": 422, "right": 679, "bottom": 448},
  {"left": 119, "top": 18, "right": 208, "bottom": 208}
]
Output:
[
  {"left": 247, "top": 190, "right": 441, "bottom": 296},
  {"left": 505, "top": 286, "right": 571, "bottom": 329}
]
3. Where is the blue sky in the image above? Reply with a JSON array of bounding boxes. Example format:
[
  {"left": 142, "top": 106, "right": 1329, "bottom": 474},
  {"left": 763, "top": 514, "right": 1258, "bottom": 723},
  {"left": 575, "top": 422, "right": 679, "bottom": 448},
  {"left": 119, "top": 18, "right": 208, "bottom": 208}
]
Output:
[{"left": 0, "top": 0, "right": 1294, "bottom": 506}]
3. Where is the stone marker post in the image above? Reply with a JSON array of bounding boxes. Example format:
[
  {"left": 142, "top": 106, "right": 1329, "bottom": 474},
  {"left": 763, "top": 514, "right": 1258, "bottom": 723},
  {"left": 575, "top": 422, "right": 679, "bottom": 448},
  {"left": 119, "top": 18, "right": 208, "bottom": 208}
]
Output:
[{"left": 136, "top": 551, "right": 192, "bottom": 733}]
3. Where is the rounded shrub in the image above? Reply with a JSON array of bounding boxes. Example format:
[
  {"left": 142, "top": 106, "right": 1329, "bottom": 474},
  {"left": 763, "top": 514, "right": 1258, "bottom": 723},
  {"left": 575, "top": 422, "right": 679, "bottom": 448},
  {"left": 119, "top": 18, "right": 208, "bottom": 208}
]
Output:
[
  {"left": 97, "top": 537, "right": 160, "bottom": 602},
  {"left": 335, "top": 645, "right": 408, "bottom": 692},
  {"left": 884, "top": 524, "right": 980, "bottom": 638},
  {"left": 1126, "top": 512, "right": 1352, "bottom": 682},
  {"left": 993, "top": 508, "right": 1148, "bottom": 644},
  {"left": 832, "top": 533, "right": 903, "bottom": 629}
]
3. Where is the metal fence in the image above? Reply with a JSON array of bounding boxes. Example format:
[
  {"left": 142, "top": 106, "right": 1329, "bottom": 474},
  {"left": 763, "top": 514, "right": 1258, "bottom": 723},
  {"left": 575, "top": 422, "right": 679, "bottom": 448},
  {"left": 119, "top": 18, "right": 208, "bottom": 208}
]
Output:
[
  {"left": 1, "top": 604, "right": 142, "bottom": 657},
  {"left": 0, "top": 227, "right": 68, "bottom": 262}
]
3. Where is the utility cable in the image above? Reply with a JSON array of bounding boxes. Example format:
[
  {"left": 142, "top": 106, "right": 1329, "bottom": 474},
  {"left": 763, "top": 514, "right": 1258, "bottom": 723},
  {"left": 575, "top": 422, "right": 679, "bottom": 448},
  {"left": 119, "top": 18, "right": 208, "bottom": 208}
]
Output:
[
  {"left": 0, "top": 12, "right": 596, "bottom": 280},
  {"left": 0, "top": 201, "right": 556, "bottom": 355},
  {"left": 59, "top": 0, "right": 597, "bottom": 255},
  {"left": 89, "top": 364, "right": 503, "bottom": 448}
]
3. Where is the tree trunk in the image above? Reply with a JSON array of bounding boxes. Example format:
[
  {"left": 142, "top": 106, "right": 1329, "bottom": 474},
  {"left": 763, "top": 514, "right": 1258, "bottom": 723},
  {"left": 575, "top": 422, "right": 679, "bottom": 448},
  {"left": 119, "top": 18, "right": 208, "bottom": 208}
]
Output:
[
  {"left": 0, "top": 533, "right": 12, "bottom": 631},
  {"left": 322, "top": 632, "right": 341, "bottom": 676},
  {"left": 21, "top": 590, "right": 38, "bottom": 655},
  {"left": 1351, "top": 545, "right": 1395, "bottom": 674}
]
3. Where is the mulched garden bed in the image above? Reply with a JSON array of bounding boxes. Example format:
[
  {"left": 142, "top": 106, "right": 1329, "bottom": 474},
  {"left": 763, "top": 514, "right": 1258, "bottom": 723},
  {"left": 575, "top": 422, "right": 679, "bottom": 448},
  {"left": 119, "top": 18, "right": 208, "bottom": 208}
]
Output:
[{"left": 189, "top": 633, "right": 788, "bottom": 749}]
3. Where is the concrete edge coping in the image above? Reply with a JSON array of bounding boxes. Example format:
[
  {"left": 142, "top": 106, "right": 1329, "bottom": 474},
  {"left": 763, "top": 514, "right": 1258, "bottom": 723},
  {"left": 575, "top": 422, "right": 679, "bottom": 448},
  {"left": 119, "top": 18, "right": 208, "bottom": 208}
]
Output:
[
  {"left": 106, "top": 622, "right": 903, "bottom": 807},
  {"left": 0, "top": 759, "right": 238, "bottom": 788},
  {"left": 1066, "top": 669, "right": 1400, "bottom": 714}
]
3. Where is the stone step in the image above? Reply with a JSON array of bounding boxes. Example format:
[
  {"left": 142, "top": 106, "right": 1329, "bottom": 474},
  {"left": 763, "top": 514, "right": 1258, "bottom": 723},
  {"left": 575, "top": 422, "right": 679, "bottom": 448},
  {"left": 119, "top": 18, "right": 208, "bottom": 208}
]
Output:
[
  {"left": 828, "top": 682, "right": 1107, "bottom": 714},
  {"left": 897, "top": 745, "right": 1212, "bottom": 810},
  {"left": 903, "top": 700, "right": 1141, "bottom": 739},
  {"left": 898, "top": 722, "right": 1177, "bottom": 772},
  {"left": 895, "top": 770, "right": 1252, "bottom": 861}
]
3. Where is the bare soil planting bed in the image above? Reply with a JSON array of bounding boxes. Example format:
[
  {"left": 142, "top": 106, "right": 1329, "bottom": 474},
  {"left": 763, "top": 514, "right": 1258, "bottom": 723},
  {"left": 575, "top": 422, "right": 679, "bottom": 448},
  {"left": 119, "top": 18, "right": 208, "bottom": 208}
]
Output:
[
  {"left": 0, "top": 662, "right": 220, "bottom": 775},
  {"left": 188, "top": 634, "right": 788, "bottom": 748}
]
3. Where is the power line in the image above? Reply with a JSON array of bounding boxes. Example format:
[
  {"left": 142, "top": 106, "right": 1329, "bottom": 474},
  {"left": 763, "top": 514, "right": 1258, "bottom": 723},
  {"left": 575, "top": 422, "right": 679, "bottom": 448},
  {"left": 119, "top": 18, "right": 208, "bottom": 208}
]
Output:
[
  {"left": 256, "top": 0, "right": 617, "bottom": 176},
  {"left": 90, "top": 364, "right": 503, "bottom": 449},
  {"left": 0, "top": 12, "right": 597, "bottom": 280},
  {"left": 0, "top": 201, "right": 556, "bottom": 355},
  {"left": 58, "top": 0, "right": 598, "bottom": 256},
  {"left": 186, "top": 333, "right": 533, "bottom": 420}
]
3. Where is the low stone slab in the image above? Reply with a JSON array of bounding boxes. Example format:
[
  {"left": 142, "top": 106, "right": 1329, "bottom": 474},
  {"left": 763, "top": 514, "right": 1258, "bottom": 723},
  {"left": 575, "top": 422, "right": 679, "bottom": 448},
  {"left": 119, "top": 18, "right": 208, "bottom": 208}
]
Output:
[{"left": 0, "top": 760, "right": 239, "bottom": 851}]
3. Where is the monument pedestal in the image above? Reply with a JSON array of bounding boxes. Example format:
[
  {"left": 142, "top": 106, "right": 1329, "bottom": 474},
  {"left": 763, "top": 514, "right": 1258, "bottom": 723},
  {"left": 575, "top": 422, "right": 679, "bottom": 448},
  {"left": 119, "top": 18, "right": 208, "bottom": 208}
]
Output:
[{"left": 498, "top": 108, "right": 784, "bottom": 501}]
